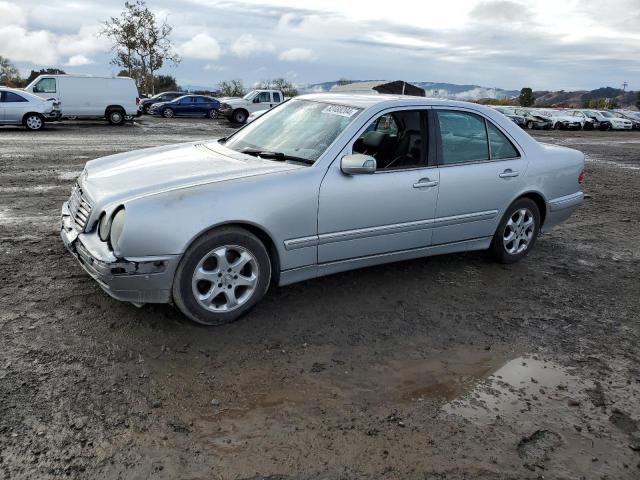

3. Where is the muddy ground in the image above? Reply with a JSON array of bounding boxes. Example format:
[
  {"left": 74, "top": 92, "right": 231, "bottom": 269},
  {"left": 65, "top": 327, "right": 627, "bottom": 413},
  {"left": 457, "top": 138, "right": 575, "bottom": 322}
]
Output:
[{"left": 0, "top": 117, "right": 639, "bottom": 480}]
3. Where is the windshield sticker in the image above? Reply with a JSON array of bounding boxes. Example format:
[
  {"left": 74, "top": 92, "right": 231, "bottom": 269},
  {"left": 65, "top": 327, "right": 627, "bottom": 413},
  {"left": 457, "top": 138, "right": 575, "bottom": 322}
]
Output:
[{"left": 322, "top": 105, "right": 359, "bottom": 118}]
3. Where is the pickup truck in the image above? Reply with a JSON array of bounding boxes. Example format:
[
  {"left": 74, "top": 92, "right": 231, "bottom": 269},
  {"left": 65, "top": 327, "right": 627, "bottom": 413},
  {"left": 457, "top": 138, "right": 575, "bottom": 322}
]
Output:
[{"left": 218, "top": 89, "right": 285, "bottom": 124}]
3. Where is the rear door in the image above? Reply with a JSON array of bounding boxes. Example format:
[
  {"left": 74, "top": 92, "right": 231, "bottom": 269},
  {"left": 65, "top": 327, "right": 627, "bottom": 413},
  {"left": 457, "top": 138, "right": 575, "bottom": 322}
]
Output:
[{"left": 432, "top": 108, "right": 528, "bottom": 245}]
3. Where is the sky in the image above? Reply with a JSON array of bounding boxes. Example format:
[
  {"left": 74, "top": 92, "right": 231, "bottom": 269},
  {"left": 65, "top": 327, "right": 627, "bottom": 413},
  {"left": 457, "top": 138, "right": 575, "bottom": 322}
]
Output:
[{"left": 1, "top": 0, "right": 639, "bottom": 91}]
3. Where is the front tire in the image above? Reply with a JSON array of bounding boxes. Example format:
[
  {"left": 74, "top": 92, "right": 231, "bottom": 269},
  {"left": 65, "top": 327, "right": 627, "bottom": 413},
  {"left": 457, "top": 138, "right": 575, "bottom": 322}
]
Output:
[
  {"left": 232, "top": 109, "right": 248, "bottom": 124},
  {"left": 162, "top": 108, "right": 175, "bottom": 118},
  {"left": 172, "top": 227, "right": 272, "bottom": 325},
  {"left": 490, "top": 198, "right": 540, "bottom": 264},
  {"left": 24, "top": 113, "right": 44, "bottom": 131},
  {"left": 207, "top": 109, "right": 217, "bottom": 119}
]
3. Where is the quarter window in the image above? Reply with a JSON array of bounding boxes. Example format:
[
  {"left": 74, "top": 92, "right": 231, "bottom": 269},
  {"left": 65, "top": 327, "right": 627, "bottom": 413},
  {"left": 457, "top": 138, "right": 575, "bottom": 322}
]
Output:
[
  {"left": 273, "top": 92, "right": 281, "bottom": 103},
  {"left": 33, "top": 78, "right": 56, "bottom": 93},
  {"left": 353, "top": 110, "right": 425, "bottom": 170}
]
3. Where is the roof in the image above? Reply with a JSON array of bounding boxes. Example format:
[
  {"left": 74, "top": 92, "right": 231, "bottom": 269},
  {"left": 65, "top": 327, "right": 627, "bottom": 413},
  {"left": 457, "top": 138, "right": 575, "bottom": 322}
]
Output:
[{"left": 297, "top": 92, "right": 486, "bottom": 110}]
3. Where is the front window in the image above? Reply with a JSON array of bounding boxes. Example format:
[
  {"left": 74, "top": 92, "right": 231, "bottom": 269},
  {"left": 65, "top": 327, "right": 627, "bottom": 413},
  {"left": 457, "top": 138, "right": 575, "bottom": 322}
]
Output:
[
  {"left": 256, "top": 92, "right": 270, "bottom": 103},
  {"left": 33, "top": 78, "right": 56, "bottom": 93},
  {"left": 222, "top": 99, "right": 362, "bottom": 164}
]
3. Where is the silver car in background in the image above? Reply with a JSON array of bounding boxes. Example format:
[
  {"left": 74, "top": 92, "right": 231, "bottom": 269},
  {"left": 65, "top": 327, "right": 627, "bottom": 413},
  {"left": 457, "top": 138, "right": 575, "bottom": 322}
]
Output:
[
  {"left": 0, "top": 87, "right": 61, "bottom": 130},
  {"left": 61, "top": 94, "right": 585, "bottom": 325}
]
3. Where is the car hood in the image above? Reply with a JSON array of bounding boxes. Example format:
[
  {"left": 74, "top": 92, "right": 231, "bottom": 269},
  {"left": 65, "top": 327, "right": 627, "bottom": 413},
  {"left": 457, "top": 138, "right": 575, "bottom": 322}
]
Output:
[{"left": 81, "top": 141, "right": 302, "bottom": 206}]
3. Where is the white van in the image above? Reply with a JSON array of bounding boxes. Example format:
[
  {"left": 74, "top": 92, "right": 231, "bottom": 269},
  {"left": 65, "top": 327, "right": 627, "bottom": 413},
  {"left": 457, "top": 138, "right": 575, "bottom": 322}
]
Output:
[{"left": 25, "top": 75, "right": 139, "bottom": 125}]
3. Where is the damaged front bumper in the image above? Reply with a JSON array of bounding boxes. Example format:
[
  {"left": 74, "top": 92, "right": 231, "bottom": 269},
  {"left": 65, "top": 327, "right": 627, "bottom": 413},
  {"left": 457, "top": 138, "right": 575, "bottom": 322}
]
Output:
[{"left": 60, "top": 202, "right": 180, "bottom": 305}]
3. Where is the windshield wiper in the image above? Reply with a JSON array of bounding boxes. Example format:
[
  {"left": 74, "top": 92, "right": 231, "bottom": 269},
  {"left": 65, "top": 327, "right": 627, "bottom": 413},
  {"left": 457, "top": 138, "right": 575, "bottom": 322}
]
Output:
[{"left": 241, "top": 148, "right": 314, "bottom": 165}]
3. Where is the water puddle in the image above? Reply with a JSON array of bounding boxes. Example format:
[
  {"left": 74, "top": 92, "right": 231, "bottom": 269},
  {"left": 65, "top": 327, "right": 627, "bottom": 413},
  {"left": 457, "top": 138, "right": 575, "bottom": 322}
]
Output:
[{"left": 443, "top": 356, "right": 592, "bottom": 423}]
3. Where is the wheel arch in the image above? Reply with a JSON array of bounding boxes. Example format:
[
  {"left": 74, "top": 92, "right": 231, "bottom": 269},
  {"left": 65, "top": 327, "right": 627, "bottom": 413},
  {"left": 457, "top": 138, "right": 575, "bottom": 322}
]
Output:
[
  {"left": 516, "top": 190, "right": 547, "bottom": 227},
  {"left": 181, "top": 221, "right": 281, "bottom": 285},
  {"left": 104, "top": 105, "right": 125, "bottom": 116},
  {"left": 21, "top": 112, "right": 44, "bottom": 125}
]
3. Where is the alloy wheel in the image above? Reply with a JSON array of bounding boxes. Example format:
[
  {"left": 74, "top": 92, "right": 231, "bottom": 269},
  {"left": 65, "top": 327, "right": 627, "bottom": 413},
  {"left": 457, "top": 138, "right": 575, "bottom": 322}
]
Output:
[
  {"left": 191, "top": 245, "right": 259, "bottom": 312},
  {"left": 26, "top": 115, "right": 43, "bottom": 130},
  {"left": 503, "top": 208, "right": 535, "bottom": 255}
]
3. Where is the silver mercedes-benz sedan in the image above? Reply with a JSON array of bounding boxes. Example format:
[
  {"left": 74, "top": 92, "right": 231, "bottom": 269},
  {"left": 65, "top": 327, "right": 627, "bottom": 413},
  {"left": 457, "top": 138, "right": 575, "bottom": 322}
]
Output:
[{"left": 61, "top": 94, "right": 585, "bottom": 325}]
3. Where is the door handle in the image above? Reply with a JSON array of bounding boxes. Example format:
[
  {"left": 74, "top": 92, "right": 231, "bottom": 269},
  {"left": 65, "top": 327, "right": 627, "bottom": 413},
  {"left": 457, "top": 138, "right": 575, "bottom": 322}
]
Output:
[
  {"left": 413, "top": 178, "right": 439, "bottom": 188},
  {"left": 499, "top": 169, "right": 519, "bottom": 178}
]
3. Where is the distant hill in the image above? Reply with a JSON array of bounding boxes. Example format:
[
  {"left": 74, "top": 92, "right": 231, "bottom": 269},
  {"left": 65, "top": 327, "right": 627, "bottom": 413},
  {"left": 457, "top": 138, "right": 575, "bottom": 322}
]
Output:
[
  {"left": 533, "top": 87, "right": 638, "bottom": 108},
  {"left": 300, "top": 80, "right": 519, "bottom": 100}
]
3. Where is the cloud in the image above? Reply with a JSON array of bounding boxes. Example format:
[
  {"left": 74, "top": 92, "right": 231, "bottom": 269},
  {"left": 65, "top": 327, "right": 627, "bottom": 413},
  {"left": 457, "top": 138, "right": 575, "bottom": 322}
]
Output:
[
  {"left": 230, "top": 34, "right": 275, "bottom": 57},
  {"left": 204, "top": 64, "right": 228, "bottom": 71},
  {"left": 0, "top": 1, "right": 26, "bottom": 25},
  {"left": 278, "top": 47, "right": 316, "bottom": 62},
  {"left": 0, "top": 26, "right": 58, "bottom": 64},
  {"left": 178, "top": 33, "right": 222, "bottom": 60},
  {"left": 65, "top": 54, "right": 94, "bottom": 66}
]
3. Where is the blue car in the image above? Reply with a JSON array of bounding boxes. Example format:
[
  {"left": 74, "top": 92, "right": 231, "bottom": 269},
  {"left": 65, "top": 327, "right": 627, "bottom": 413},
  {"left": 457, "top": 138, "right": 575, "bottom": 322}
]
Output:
[{"left": 150, "top": 95, "right": 221, "bottom": 119}]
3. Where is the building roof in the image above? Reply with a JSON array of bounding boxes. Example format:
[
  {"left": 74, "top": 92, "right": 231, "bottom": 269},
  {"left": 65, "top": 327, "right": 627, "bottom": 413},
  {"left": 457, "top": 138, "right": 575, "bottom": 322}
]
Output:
[{"left": 330, "top": 80, "right": 425, "bottom": 97}]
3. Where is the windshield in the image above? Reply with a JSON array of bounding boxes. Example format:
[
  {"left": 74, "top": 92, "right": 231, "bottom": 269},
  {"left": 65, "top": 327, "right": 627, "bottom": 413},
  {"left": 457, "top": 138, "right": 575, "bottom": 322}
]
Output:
[
  {"left": 599, "top": 111, "right": 613, "bottom": 118},
  {"left": 223, "top": 99, "right": 363, "bottom": 164},
  {"left": 242, "top": 91, "right": 256, "bottom": 100},
  {"left": 494, "top": 107, "right": 511, "bottom": 114}
]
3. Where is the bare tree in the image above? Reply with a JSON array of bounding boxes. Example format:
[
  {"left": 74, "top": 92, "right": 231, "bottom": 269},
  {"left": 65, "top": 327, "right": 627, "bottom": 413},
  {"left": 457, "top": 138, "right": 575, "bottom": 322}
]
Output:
[
  {"left": 256, "top": 78, "right": 298, "bottom": 97},
  {"left": 101, "top": 1, "right": 180, "bottom": 95},
  {"left": 0, "top": 56, "right": 20, "bottom": 86},
  {"left": 218, "top": 79, "right": 246, "bottom": 97}
]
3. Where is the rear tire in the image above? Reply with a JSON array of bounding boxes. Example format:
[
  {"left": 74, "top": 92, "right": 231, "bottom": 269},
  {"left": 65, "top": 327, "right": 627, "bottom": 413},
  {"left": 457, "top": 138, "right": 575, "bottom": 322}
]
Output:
[
  {"left": 23, "top": 113, "right": 45, "bottom": 131},
  {"left": 490, "top": 198, "right": 540, "bottom": 264},
  {"left": 172, "top": 227, "right": 272, "bottom": 325},
  {"left": 107, "top": 109, "right": 125, "bottom": 125},
  {"left": 207, "top": 109, "right": 217, "bottom": 119}
]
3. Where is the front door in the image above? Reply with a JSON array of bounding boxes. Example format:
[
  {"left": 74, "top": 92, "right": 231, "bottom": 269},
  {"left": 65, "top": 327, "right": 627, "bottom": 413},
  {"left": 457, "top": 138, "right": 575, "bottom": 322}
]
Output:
[
  {"left": 432, "top": 108, "right": 529, "bottom": 245},
  {"left": 318, "top": 109, "right": 439, "bottom": 263},
  {"left": 1, "top": 91, "right": 30, "bottom": 124}
]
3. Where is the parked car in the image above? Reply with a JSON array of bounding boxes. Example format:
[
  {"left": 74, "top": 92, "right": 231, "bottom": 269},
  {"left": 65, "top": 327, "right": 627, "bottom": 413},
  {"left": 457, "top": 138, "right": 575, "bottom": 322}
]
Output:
[
  {"left": 61, "top": 94, "right": 585, "bottom": 325},
  {"left": 149, "top": 95, "right": 220, "bottom": 119},
  {"left": 489, "top": 106, "right": 526, "bottom": 128},
  {"left": 610, "top": 111, "right": 640, "bottom": 130},
  {"left": 510, "top": 108, "right": 554, "bottom": 130},
  {"left": 139, "top": 91, "right": 185, "bottom": 114},
  {"left": 218, "top": 89, "right": 286, "bottom": 124},
  {"left": 24, "top": 74, "right": 139, "bottom": 125},
  {"left": 0, "top": 87, "right": 61, "bottom": 130},
  {"left": 537, "top": 110, "right": 582, "bottom": 130},
  {"left": 566, "top": 110, "right": 600, "bottom": 130},
  {"left": 576, "top": 110, "right": 632, "bottom": 130}
]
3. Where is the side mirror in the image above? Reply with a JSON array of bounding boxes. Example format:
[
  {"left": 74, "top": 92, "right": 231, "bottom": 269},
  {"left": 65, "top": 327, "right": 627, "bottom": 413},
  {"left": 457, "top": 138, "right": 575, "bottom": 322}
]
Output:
[
  {"left": 253, "top": 97, "right": 260, "bottom": 103},
  {"left": 341, "top": 154, "right": 376, "bottom": 175}
]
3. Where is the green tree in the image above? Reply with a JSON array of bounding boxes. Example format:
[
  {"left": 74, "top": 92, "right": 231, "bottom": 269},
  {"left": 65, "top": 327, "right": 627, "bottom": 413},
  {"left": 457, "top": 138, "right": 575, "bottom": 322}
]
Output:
[
  {"left": 154, "top": 74, "right": 179, "bottom": 92},
  {"left": 0, "top": 56, "right": 20, "bottom": 86},
  {"left": 518, "top": 87, "right": 534, "bottom": 107},
  {"left": 101, "top": 1, "right": 180, "bottom": 95},
  {"left": 23, "top": 68, "right": 66, "bottom": 86},
  {"left": 336, "top": 78, "right": 352, "bottom": 86},
  {"left": 218, "top": 79, "right": 245, "bottom": 97}
]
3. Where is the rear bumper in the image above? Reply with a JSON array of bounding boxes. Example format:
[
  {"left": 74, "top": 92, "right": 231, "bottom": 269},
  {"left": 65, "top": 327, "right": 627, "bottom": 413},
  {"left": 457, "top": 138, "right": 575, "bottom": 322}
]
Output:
[
  {"left": 60, "top": 202, "right": 180, "bottom": 305},
  {"left": 543, "top": 191, "right": 584, "bottom": 232}
]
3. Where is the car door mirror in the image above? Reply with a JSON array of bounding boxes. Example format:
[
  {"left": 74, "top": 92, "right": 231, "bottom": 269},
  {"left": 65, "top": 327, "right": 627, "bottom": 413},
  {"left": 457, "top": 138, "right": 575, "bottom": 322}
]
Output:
[
  {"left": 341, "top": 154, "right": 376, "bottom": 175},
  {"left": 253, "top": 97, "right": 260, "bottom": 103}
]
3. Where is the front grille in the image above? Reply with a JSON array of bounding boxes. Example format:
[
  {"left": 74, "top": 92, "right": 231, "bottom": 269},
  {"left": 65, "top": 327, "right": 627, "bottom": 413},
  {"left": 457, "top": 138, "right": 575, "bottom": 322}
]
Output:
[{"left": 68, "top": 182, "right": 92, "bottom": 232}]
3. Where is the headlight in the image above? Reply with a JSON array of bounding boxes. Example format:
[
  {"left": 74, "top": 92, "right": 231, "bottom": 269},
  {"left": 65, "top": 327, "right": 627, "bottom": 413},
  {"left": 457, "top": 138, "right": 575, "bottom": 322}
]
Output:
[
  {"left": 109, "top": 208, "right": 126, "bottom": 250},
  {"left": 98, "top": 213, "right": 111, "bottom": 241}
]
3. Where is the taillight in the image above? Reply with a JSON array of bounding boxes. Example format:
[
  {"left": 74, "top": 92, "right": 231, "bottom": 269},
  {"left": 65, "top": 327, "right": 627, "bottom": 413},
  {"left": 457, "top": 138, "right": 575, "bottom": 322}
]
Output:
[
  {"left": 578, "top": 169, "right": 585, "bottom": 184},
  {"left": 136, "top": 97, "right": 140, "bottom": 105}
]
